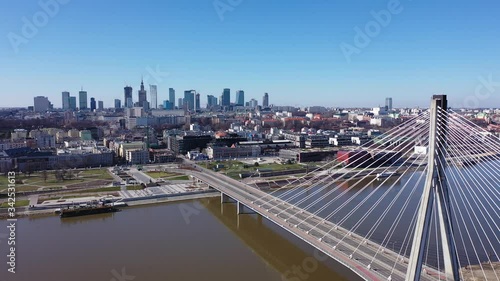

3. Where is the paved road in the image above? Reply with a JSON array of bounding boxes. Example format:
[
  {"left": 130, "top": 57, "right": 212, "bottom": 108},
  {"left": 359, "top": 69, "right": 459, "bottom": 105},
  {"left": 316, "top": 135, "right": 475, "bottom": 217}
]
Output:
[
  {"left": 128, "top": 168, "right": 153, "bottom": 184},
  {"left": 186, "top": 161, "right": 443, "bottom": 281}
]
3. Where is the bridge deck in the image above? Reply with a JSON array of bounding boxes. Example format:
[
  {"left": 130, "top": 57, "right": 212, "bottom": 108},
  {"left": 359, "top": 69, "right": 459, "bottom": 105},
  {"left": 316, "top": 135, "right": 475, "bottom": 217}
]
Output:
[{"left": 190, "top": 164, "right": 445, "bottom": 281}]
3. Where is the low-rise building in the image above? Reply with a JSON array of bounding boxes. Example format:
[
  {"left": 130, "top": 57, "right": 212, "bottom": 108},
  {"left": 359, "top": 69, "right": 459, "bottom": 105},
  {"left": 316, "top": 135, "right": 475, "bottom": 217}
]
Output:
[
  {"left": 126, "top": 149, "right": 149, "bottom": 164},
  {"left": 206, "top": 145, "right": 260, "bottom": 160},
  {"left": 279, "top": 148, "right": 338, "bottom": 163},
  {"left": 305, "top": 135, "right": 329, "bottom": 148}
]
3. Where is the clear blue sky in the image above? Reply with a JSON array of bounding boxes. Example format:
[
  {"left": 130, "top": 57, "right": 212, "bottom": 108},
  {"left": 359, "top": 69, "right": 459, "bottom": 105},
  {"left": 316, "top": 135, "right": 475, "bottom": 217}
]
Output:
[{"left": 1, "top": 0, "right": 499, "bottom": 108}]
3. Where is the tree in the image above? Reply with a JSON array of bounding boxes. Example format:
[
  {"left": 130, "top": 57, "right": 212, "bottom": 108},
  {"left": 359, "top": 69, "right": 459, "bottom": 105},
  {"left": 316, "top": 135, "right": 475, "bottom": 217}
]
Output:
[
  {"left": 254, "top": 162, "right": 260, "bottom": 167},
  {"left": 41, "top": 170, "right": 48, "bottom": 183}
]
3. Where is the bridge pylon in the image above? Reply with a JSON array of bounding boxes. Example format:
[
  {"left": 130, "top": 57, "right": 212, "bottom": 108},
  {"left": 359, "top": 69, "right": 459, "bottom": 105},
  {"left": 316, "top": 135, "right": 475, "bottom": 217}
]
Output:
[{"left": 406, "top": 95, "right": 460, "bottom": 281}]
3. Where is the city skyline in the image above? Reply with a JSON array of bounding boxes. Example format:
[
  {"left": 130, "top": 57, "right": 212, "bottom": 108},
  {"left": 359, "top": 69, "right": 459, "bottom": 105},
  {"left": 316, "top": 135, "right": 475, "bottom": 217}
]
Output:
[
  {"left": 46, "top": 82, "right": 274, "bottom": 110},
  {"left": 1, "top": 1, "right": 500, "bottom": 108}
]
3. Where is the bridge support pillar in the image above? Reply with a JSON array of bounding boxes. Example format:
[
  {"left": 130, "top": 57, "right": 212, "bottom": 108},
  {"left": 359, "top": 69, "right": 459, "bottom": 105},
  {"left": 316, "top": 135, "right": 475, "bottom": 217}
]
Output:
[
  {"left": 220, "top": 193, "right": 231, "bottom": 204},
  {"left": 406, "top": 95, "right": 460, "bottom": 281},
  {"left": 237, "top": 201, "right": 255, "bottom": 215}
]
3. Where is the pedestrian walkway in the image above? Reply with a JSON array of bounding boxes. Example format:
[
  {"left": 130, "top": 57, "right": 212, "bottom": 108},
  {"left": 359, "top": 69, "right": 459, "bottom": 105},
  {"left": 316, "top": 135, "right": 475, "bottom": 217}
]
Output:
[{"left": 119, "top": 183, "right": 207, "bottom": 199}]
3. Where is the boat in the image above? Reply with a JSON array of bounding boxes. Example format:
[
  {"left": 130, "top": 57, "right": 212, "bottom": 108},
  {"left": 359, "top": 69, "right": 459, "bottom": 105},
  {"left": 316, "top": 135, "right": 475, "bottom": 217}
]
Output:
[
  {"left": 112, "top": 202, "right": 128, "bottom": 207},
  {"left": 376, "top": 172, "right": 397, "bottom": 179},
  {"left": 60, "top": 201, "right": 120, "bottom": 218}
]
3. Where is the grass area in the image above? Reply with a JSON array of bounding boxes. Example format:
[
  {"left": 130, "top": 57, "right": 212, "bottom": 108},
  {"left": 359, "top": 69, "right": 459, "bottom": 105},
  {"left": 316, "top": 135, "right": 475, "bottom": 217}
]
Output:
[
  {"left": 169, "top": 175, "right": 190, "bottom": 181},
  {"left": 145, "top": 171, "right": 180, "bottom": 179},
  {"left": 206, "top": 160, "right": 245, "bottom": 170},
  {"left": 32, "top": 178, "right": 84, "bottom": 187},
  {"left": 0, "top": 199, "right": 30, "bottom": 208},
  {"left": 0, "top": 168, "right": 115, "bottom": 194},
  {"left": 207, "top": 160, "right": 310, "bottom": 179},
  {"left": 79, "top": 169, "right": 114, "bottom": 180},
  {"left": 0, "top": 176, "right": 10, "bottom": 186}
]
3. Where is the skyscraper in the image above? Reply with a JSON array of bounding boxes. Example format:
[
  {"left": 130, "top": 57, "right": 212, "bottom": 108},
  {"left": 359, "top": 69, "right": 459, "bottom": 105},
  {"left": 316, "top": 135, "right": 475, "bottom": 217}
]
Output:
[
  {"left": 69, "top": 97, "right": 77, "bottom": 110},
  {"left": 62, "top": 91, "right": 70, "bottom": 110},
  {"left": 222, "top": 88, "right": 230, "bottom": 106},
  {"left": 184, "top": 90, "right": 195, "bottom": 110},
  {"left": 263, "top": 93, "right": 269, "bottom": 107},
  {"left": 385, "top": 97, "right": 393, "bottom": 111},
  {"left": 150, "top": 85, "right": 158, "bottom": 109},
  {"left": 195, "top": 93, "right": 200, "bottom": 111},
  {"left": 124, "top": 86, "right": 133, "bottom": 108},
  {"left": 138, "top": 79, "right": 147, "bottom": 105},
  {"left": 235, "top": 90, "right": 244, "bottom": 106},
  {"left": 79, "top": 90, "right": 88, "bottom": 110},
  {"left": 178, "top": 98, "right": 184, "bottom": 109},
  {"left": 98, "top": 101, "right": 104, "bottom": 111},
  {"left": 34, "top": 96, "right": 52, "bottom": 112},
  {"left": 249, "top": 98, "right": 258, "bottom": 108},
  {"left": 90, "top": 97, "right": 96, "bottom": 111},
  {"left": 207, "top": 95, "right": 217, "bottom": 108},
  {"left": 114, "top": 99, "right": 121, "bottom": 109},
  {"left": 163, "top": 100, "right": 174, "bottom": 110},
  {"left": 169, "top": 88, "right": 175, "bottom": 106}
]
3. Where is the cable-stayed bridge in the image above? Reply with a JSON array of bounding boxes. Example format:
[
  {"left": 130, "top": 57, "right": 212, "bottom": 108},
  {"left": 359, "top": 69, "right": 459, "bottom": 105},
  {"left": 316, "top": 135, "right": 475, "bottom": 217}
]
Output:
[{"left": 188, "top": 96, "right": 499, "bottom": 281}]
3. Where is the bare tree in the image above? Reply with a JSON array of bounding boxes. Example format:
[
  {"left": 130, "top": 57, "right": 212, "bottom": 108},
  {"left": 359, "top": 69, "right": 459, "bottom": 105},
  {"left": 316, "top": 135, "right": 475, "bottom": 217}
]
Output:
[{"left": 41, "top": 170, "right": 48, "bottom": 183}]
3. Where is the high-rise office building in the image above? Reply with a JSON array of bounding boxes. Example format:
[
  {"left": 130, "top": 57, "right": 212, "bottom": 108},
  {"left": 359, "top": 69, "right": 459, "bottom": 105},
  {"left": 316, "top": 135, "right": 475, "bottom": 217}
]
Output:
[
  {"left": 69, "top": 96, "right": 77, "bottom": 110},
  {"left": 385, "top": 97, "right": 393, "bottom": 111},
  {"left": 169, "top": 88, "right": 175, "bottom": 106},
  {"left": 195, "top": 93, "right": 200, "bottom": 111},
  {"left": 178, "top": 98, "right": 184, "bottom": 109},
  {"left": 90, "top": 97, "right": 96, "bottom": 111},
  {"left": 207, "top": 95, "right": 217, "bottom": 108},
  {"left": 124, "top": 86, "right": 133, "bottom": 108},
  {"left": 114, "top": 99, "right": 121, "bottom": 109},
  {"left": 263, "top": 93, "right": 269, "bottom": 107},
  {"left": 249, "top": 98, "right": 258, "bottom": 108},
  {"left": 235, "top": 90, "right": 244, "bottom": 106},
  {"left": 34, "top": 96, "right": 52, "bottom": 112},
  {"left": 184, "top": 90, "right": 195, "bottom": 110},
  {"left": 138, "top": 79, "right": 147, "bottom": 105},
  {"left": 79, "top": 90, "right": 88, "bottom": 110},
  {"left": 98, "top": 101, "right": 104, "bottom": 111},
  {"left": 222, "top": 88, "right": 230, "bottom": 106},
  {"left": 62, "top": 91, "right": 70, "bottom": 109},
  {"left": 150, "top": 85, "right": 158, "bottom": 109},
  {"left": 163, "top": 100, "right": 174, "bottom": 110}
]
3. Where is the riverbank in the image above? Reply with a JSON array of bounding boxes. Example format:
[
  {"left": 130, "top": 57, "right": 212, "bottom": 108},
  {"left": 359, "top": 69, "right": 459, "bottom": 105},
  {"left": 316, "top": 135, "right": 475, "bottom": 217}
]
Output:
[
  {"left": 460, "top": 261, "right": 500, "bottom": 280},
  {"left": 0, "top": 189, "right": 220, "bottom": 219}
]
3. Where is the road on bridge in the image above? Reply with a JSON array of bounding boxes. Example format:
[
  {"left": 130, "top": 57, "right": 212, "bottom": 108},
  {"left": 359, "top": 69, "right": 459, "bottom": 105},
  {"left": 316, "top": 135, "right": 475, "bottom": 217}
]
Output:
[{"left": 184, "top": 160, "right": 443, "bottom": 281}]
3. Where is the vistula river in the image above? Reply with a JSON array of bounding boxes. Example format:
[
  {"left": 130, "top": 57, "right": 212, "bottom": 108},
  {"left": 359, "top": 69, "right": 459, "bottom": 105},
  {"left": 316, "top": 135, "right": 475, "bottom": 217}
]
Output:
[{"left": 0, "top": 197, "right": 357, "bottom": 281}]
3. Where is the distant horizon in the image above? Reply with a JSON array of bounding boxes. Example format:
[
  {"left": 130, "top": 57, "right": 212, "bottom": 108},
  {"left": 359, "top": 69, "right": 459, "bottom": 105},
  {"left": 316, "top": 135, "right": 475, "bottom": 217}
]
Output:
[{"left": 1, "top": 102, "right": 499, "bottom": 111}]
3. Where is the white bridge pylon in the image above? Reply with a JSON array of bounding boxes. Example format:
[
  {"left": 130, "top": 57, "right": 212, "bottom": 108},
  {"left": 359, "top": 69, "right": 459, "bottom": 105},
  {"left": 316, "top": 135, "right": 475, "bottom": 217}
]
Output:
[{"left": 406, "top": 95, "right": 460, "bottom": 281}]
